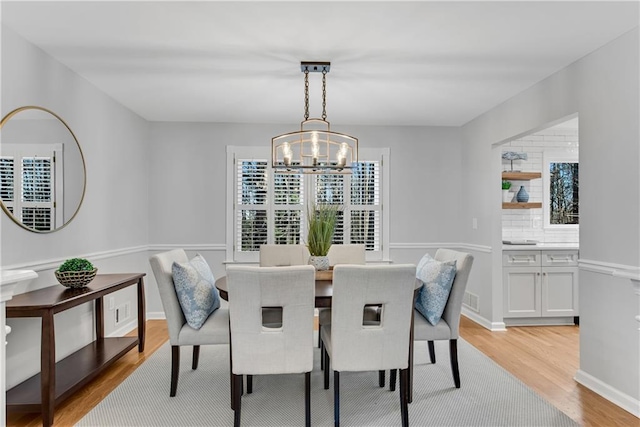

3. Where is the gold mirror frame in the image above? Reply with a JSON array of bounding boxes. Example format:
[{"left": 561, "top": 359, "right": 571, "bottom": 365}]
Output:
[{"left": 0, "top": 106, "right": 87, "bottom": 233}]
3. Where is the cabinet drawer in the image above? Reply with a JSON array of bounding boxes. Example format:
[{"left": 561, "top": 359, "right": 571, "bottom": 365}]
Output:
[
  {"left": 541, "top": 251, "right": 578, "bottom": 267},
  {"left": 503, "top": 251, "right": 541, "bottom": 267}
]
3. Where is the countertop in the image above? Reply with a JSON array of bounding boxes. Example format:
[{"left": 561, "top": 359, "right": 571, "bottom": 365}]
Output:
[{"left": 502, "top": 242, "right": 579, "bottom": 251}]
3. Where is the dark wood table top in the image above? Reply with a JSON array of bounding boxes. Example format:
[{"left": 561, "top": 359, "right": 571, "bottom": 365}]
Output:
[
  {"left": 215, "top": 275, "right": 333, "bottom": 308},
  {"left": 6, "top": 273, "right": 146, "bottom": 314}
]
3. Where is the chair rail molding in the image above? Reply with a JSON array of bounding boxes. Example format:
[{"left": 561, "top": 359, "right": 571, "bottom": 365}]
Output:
[
  {"left": 148, "top": 244, "right": 226, "bottom": 252},
  {"left": 390, "top": 242, "right": 492, "bottom": 253},
  {"left": 1, "top": 245, "right": 148, "bottom": 272},
  {"left": 579, "top": 258, "right": 640, "bottom": 279}
]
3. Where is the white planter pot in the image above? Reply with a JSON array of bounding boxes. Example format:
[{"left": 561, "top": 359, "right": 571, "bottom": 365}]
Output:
[
  {"left": 502, "top": 190, "right": 513, "bottom": 202},
  {"left": 308, "top": 256, "right": 330, "bottom": 271}
]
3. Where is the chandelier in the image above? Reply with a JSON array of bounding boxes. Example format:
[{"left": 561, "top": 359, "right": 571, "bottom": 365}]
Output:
[{"left": 272, "top": 61, "right": 358, "bottom": 174}]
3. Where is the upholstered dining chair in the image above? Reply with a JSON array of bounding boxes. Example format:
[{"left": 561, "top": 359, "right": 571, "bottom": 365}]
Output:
[
  {"left": 149, "top": 249, "right": 230, "bottom": 397},
  {"left": 321, "top": 264, "right": 416, "bottom": 427},
  {"left": 227, "top": 265, "right": 316, "bottom": 427},
  {"left": 258, "top": 244, "right": 310, "bottom": 327},
  {"left": 327, "top": 243, "right": 366, "bottom": 266},
  {"left": 413, "top": 248, "right": 474, "bottom": 389},
  {"left": 259, "top": 244, "right": 309, "bottom": 267},
  {"left": 318, "top": 244, "right": 367, "bottom": 350}
]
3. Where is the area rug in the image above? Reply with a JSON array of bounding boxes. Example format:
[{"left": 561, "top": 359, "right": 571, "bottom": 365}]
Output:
[{"left": 77, "top": 338, "right": 577, "bottom": 426}]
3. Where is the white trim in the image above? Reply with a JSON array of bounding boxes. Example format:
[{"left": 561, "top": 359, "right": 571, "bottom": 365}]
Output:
[
  {"left": 462, "top": 309, "right": 507, "bottom": 331},
  {"left": 579, "top": 258, "right": 640, "bottom": 278},
  {"left": 225, "top": 147, "right": 236, "bottom": 262},
  {"left": 390, "top": 242, "right": 492, "bottom": 253},
  {"left": 146, "top": 311, "right": 167, "bottom": 320},
  {"left": 1, "top": 245, "right": 148, "bottom": 271},
  {"left": 106, "top": 318, "right": 138, "bottom": 338},
  {"left": 574, "top": 369, "right": 640, "bottom": 417},
  {"left": 148, "top": 244, "right": 226, "bottom": 252},
  {"left": 378, "top": 147, "right": 391, "bottom": 262},
  {"left": 613, "top": 271, "right": 640, "bottom": 281},
  {"left": 4, "top": 242, "right": 501, "bottom": 271}
]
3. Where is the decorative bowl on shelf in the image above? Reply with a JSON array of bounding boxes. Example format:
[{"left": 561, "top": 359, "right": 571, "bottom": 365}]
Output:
[{"left": 55, "top": 268, "right": 98, "bottom": 288}]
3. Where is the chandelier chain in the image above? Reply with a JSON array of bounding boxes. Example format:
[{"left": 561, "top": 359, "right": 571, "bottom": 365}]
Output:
[
  {"left": 321, "top": 69, "right": 327, "bottom": 121},
  {"left": 304, "top": 69, "right": 310, "bottom": 121}
]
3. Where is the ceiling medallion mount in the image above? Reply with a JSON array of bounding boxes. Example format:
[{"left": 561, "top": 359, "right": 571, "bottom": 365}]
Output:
[{"left": 272, "top": 61, "right": 358, "bottom": 174}]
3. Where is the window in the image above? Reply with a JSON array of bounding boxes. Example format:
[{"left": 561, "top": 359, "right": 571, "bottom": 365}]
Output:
[
  {"left": 543, "top": 151, "right": 578, "bottom": 227},
  {"left": 227, "top": 146, "right": 389, "bottom": 262},
  {"left": 0, "top": 144, "right": 62, "bottom": 231}
]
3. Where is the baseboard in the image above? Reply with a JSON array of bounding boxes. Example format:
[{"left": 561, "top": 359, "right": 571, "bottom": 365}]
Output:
[
  {"left": 574, "top": 369, "right": 640, "bottom": 417},
  {"left": 462, "top": 308, "right": 507, "bottom": 331},
  {"left": 504, "top": 317, "right": 576, "bottom": 327},
  {"left": 146, "top": 311, "right": 166, "bottom": 320},
  {"left": 107, "top": 318, "right": 138, "bottom": 338}
]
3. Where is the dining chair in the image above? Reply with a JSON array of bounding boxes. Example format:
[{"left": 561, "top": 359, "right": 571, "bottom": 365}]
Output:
[
  {"left": 259, "top": 244, "right": 310, "bottom": 267},
  {"left": 149, "top": 249, "right": 229, "bottom": 397},
  {"left": 412, "top": 248, "right": 474, "bottom": 389},
  {"left": 318, "top": 244, "right": 367, "bottom": 350},
  {"left": 227, "top": 265, "right": 316, "bottom": 427},
  {"left": 321, "top": 264, "right": 416, "bottom": 427},
  {"left": 258, "top": 244, "right": 310, "bottom": 327},
  {"left": 327, "top": 243, "right": 366, "bottom": 266}
]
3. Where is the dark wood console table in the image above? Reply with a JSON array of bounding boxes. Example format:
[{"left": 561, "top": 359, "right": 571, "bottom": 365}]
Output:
[{"left": 5, "top": 273, "right": 146, "bottom": 427}]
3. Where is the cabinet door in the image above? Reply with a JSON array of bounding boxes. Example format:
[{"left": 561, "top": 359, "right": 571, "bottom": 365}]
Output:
[
  {"left": 541, "top": 267, "right": 578, "bottom": 317},
  {"left": 503, "top": 267, "right": 541, "bottom": 318}
]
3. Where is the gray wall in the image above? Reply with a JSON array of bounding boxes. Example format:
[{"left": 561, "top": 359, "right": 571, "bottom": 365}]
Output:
[
  {"left": 461, "top": 28, "right": 640, "bottom": 411},
  {"left": 1, "top": 27, "right": 150, "bottom": 387}
]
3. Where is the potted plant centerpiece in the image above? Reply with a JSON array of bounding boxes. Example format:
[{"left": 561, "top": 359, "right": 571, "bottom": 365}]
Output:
[
  {"left": 306, "top": 203, "right": 339, "bottom": 271},
  {"left": 502, "top": 180, "right": 513, "bottom": 203},
  {"left": 55, "top": 257, "right": 98, "bottom": 288}
]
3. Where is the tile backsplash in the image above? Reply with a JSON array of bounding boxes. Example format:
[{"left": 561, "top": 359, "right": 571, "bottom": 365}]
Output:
[{"left": 502, "top": 126, "right": 579, "bottom": 244}]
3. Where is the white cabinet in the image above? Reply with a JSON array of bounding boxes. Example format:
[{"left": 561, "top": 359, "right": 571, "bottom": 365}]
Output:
[{"left": 503, "top": 250, "right": 578, "bottom": 322}]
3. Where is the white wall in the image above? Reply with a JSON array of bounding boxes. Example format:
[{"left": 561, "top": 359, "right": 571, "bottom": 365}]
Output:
[
  {"left": 1, "top": 27, "right": 150, "bottom": 388},
  {"left": 461, "top": 28, "right": 640, "bottom": 413},
  {"left": 501, "top": 126, "right": 580, "bottom": 243}
]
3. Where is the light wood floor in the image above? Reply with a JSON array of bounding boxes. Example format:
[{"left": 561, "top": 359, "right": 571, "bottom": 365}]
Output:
[{"left": 7, "top": 318, "right": 638, "bottom": 426}]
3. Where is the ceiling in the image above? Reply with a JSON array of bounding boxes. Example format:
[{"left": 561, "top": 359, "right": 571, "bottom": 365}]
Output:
[{"left": 2, "top": 1, "right": 638, "bottom": 127}]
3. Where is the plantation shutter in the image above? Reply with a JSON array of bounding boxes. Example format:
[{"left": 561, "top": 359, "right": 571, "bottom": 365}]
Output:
[
  {"left": 228, "top": 146, "right": 388, "bottom": 263},
  {"left": 0, "top": 145, "right": 59, "bottom": 231},
  {"left": 273, "top": 170, "right": 304, "bottom": 244},
  {"left": 236, "top": 159, "right": 269, "bottom": 252},
  {"left": 21, "top": 156, "right": 54, "bottom": 231},
  {"left": 0, "top": 157, "right": 14, "bottom": 214},
  {"left": 350, "top": 161, "right": 381, "bottom": 251},
  {"left": 314, "top": 174, "right": 345, "bottom": 243}
]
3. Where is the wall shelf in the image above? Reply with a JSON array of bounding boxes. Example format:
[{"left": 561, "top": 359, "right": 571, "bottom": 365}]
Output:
[
  {"left": 503, "top": 202, "right": 542, "bottom": 209},
  {"left": 502, "top": 171, "right": 542, "bottom": 180}
]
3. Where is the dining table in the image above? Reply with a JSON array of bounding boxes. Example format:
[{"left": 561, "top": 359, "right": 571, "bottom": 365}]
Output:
[{"left": 214, "top": 268, "right": 420, "bottom": 403}]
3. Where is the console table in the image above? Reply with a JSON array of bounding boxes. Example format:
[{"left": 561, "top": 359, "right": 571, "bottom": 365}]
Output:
[{"left": 5, "top": 273, "right": 146, "bottom": 427}]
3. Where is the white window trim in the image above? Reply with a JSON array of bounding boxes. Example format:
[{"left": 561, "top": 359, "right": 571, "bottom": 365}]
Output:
[
  {"left": 543, "top": 150, "right": 579, "bottom": 229},
  {"left": 226, "top": 146, "right": 390, "bottom": 263}
]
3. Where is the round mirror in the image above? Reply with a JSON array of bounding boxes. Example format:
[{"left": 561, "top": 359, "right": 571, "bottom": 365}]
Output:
[{"left": 0, "top": 106, "right": 86, "bottom": 233}]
